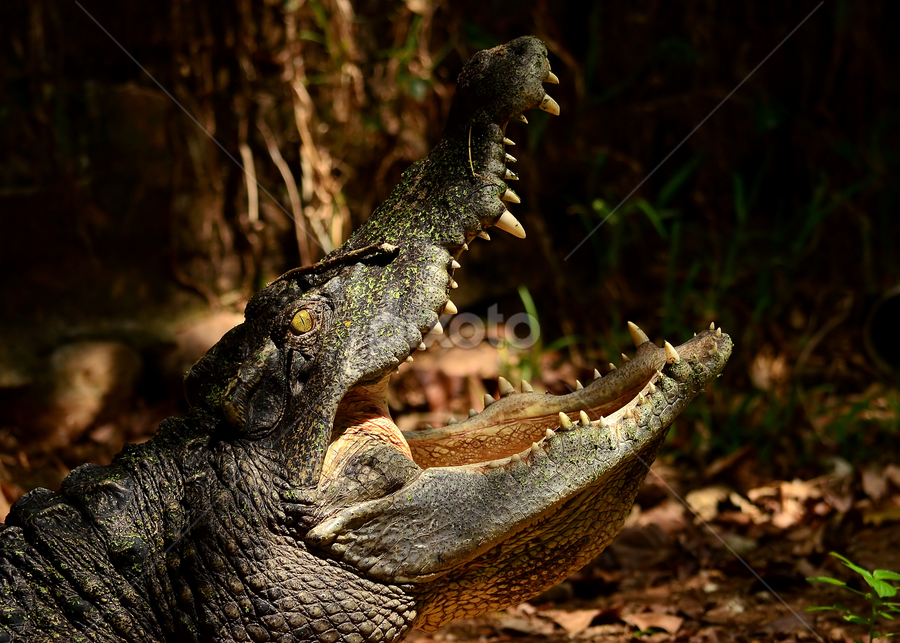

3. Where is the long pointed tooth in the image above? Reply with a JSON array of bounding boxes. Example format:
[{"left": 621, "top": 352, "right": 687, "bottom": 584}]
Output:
[
  {"left": 444, "top": 300, "right": 458, "bottom": 314},
  {"left": 539, "top": 95, "right": 560, "bottom": 115},
  {"left": 708, "top": 343, "right": 718, "bottom": 356},
  {"left": 505, "top": 153, "right": 517, "bottom": 164},
  {"left": 665, "top": 341, "right": 681, "bottom": 364},
  {"left": 598, "top": 415, "right": 607, "bottom": 427},
  {"left": 462, "top": 243, "right": 469, "bottom": 251},
  {"left": 531, "top": 441, "right": 542, "bottom": 454},
  {"left": 624, "top": 408, "right": 634, "bottom": 419},
  {"left": 648, "top": 382, "right": 656, "bottom": 394},
  {"left": 709, "top": 322, "right": 715, "bottom": 330},
  {"left": 502, "top": 137, "right": 515, "bottom": 146},
  {"left": 450, "top": 279, "right": 459, "bottom": 289},
  {"left": 594, "top": 369, "right": 602, "bottom": 380},
  {"left": 575, "top": 380, "right": 584, "bottom": 390},
  {"left": 558, "top": 412, "right": 572, "bottom": 430},
  {"left": 621, "top": 353, "right": 630, "bottom": 362},
  {"left": 546, "top": 428, "right": 556, "bottom": 438},
  {"left": 469, "top": 408, "right": 477, "bottom": 417},
  {"left": 546, "top": 71, "right": 560, "bottom": 84},
  {"left": 447, "top": 417, "right": 458, "bottom": 424},
  {"left": 495, "top": 210, "right": 526, "bottom": 238},
  {"left": 483, "top": 394, "right": 496, "bottom": 406},
  {"left": 429, "top": 321, "right": 443, "bottom": 335},
  {"left": 638, "top": 393, "right": 645, "bottom": 404},
  {"left": 451, "top": 260, "right": 461, "bottom": 269},
  {"left": 417, "top": 342, "right": 426, "bottom": 351},
  {"left": 609, "top": 362, "right": 617, "bottom": 370},
  {"left": 498, "top": 377, "right": 515, "bottom": 397},
  {"left": 716, "top": 327, "right": 722, "bottom": 337},
  {"left": 501, "top": 189, "right": 521, "bottom": 204},
  {"left": 627, "top": 321, "right": 650, "bottom": 347},
  {"left": 405, "top": 356, "right": 414, "bottom": 363},
  {"left": 505, "top": 169, "right": 519, "bottom": 181},
  {"left": 513, "top": 114, "right": 528, "bottom": 124},
  {"left": 579, "top": 410, "right": 591, "bottom": 425},
  {"left": 521, "top": 380, "right": 534, "bottom": 393},
  {"left": 477, "top": 231, "right": 491, "bottom": 241}
]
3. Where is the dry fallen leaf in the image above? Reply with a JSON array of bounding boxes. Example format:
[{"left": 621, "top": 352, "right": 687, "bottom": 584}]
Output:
[
  {"left": 542, "top": 608, "right": 601, "bottom": 634},
  {"left": 622, "top": 612, "right": 683, "bottom": 634},
  {"left": 861, "top": 465, "right": 888, "bottom": 502}
]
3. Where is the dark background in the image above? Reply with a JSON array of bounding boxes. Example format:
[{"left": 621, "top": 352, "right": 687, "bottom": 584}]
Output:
[{"left": 1, "top": 0, "right": 898, "bottom": 497}]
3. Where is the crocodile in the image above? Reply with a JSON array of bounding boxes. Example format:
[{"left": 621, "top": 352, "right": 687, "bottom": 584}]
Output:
[{"left": 0, "top": 36, "right": 732, "bottom": 643}]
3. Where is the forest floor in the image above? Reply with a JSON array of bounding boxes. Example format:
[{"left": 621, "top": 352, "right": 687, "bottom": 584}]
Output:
[{"left": 1, "top": 339, "right": 898, "bottom": 642}]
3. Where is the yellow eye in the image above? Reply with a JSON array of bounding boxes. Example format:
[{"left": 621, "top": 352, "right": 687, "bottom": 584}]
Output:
[{"left": 291, "top": 309, "right": 314, "bottom": 334}]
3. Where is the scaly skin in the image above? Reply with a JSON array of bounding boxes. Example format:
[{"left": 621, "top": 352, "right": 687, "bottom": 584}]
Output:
[{"left": 0, "top": 37, "right": 732, "bottom": 643}]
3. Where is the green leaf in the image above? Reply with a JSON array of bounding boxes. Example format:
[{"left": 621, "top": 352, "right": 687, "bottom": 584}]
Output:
[
  {"left": 844, "top": 615, "right": 872, "bottom": 625},
  {"left": 875, "top": 570, "right": 900, "bottom": 581},
  {"left": 871, "top": 579, "right": 898, "bottom": 598},
  {"left": 830, "top": 553, "right": 876, "bottom": 583},
  {"left": 807, "top": 576, "right": 847, "bottom": 587},
  {"left": 806, "top": 604, "right": 850, "bottom": 613}
]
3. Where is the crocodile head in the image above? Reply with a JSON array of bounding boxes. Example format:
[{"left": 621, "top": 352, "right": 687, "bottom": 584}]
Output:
[{"left": 176, "top": 35, "right": 732, "bottom": 636}]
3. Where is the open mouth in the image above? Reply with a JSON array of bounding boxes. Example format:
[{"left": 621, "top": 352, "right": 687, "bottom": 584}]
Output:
[
  {"left": 320, "top": 46, "right": 729, "bottom": 480},
  {"left": 324, "top": 321, "right": 728, "bottom": 479}
]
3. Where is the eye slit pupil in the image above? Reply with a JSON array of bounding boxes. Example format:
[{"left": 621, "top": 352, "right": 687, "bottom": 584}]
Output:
[{"left": 291, "top": 309, "right": 314, "bottom": 334}]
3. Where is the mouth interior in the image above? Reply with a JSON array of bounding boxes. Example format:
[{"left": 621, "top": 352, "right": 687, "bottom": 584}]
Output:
[{"left": 322, "top": 331, "right": 712, "bottom": 474}]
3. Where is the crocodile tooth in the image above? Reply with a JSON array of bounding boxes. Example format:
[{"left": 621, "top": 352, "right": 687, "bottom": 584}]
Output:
[
  {"left": 546, "top": 428, "right": 556, "bottom": 438},
  {"left": 609, "top": 362, "right": 617, "bottom": 370},
  {"left": 594, "top": 369, "right": 602, "bottom": 380},
  {"left": 557, "top": 413, "right": 572, "bottom": 430},
  {"left": 531, "top": 441, "right": 542, "bottom": 454},
  {"left": 477, "top": 231, "right": 491, "bottom": 240},
  {"left": 598, "top": 415, "right": 607, "bottom": 427},
  {"left": 451, "top": 260, "right": 461, "bottom": 269},
  {"left": 656, "top": 370, "right": 663, "bottom": 379},
  {"left": 417, "top": 342, "right": 426, "bottom": 351},
  {"left": 716, "top": 327, "right": 722, "bottom": 337},
  {"left": 627, "top": 321, "right": 650, "bottom": 347},
  {"left": 510, "top": 453, "right": 521, "bottom": 462},
  {"left": 498, "top": 377, "right": 515, "bottom": 397},
  {"left": 405, "top": 356, "right": 414, "bottom": 363},
  {"left": 521, "top": 380, "right": 534, "bottom": 393},
  {"left": 447, "top": 417, "right": 458, "bottom": 424},
  {"left": 450, "top": 279, "right": 459, "bottom": 289},
  {"left": 495, "top": 210, "right": 526, "bottom": 238},
  {"left": 505, "top": 153, "right": 517, "bottom": 163},
  {"left": 624, "top": 408, "right": 634, "bottom": 419},
  {"left": 665, "top": 341, "right": 680, "bottom": 363},
  {"left": 638, "top": 393, "right": 645, "bottom": 404},
  {"left": 501, "top": 189, "right": 521, "bottom": 204},
  {"left": 539, "top": 95, "right": 560, "bottom": 115},
  {"left": 575, "top": 380, "right": 584, "bottom": 390},
  {"left": 483, "top": 394, "right": 496, "bottom": 406},
  {"left": 444, "top": 300, "right": 458, "bottom": 314},
  {"left": 648, "top": 382, "right": 656, "bottom": 394},
  {"left": 469, "top": 408, "right": 477, "bottom": 417},
  {"left": 424, "top": 424, "right": 434, "bottom": 430},
  {"left": 709, "top": 322, "right": 715, "bottom": 330},
  {"left": 462, "top": 243, "right": 469, "bottom": 251},
  {"left": 579, "top": 410, "right": 591, "bottom": 426},
  {"left": 488, "top": 460, "right": 501, "bottom": 469},
  {"left": 621, "top": 353, "right": 630, "bottom": 362},
  {"left": 708, "top": 343, "right": 718, "bottom": 356},
  {"left": 546, "top": 71, "right": 560, "bottom": 84},
  {"left": 513, "top": 114, "right": 528, "bottom": 124},
  {"left": 503, "top": 137, "right": 515, "bottom": 146},
  {"left": 431, "top": 321, "right": 444, "bottom": 335},
  {"left": 505, "top": 169, "right": 519, "bottom": 181}
]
